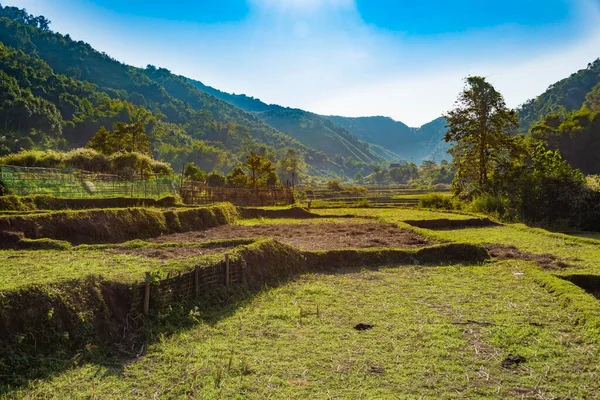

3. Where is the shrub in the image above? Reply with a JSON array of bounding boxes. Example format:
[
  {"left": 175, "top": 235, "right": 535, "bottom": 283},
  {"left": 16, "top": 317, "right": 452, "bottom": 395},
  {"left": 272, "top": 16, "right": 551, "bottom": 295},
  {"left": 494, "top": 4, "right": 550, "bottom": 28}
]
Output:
[
  {"left": 419, "top": 193, "right": 453, "bottom": 210},
  {"left": 326, "top": 179, "right": 343, "bottom": 191},
  {"left": 207, "top": 172, "right": 226, "bottom": 187},
  {"left": 0, "top": 150, "right": 66, "bottom": 168},
  {"left": 352, "top": 199, "right": 372, "bottom": 208},
  {"left": 468, "top": 194, "right": 508, "bottom": 218},
  {"left": 65, "top": 148, "right": 110, "bottom": 172},
  {"left": 1, "top": 149, "right": 174, "bottom": 176}
]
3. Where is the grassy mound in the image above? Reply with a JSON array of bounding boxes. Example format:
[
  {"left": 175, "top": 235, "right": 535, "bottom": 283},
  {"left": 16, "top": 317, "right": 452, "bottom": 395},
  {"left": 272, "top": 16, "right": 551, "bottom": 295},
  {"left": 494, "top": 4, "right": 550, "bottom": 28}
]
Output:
[
  {"left": 0, "top": 195, "right": 180, "bottom": 211},
  {"left": 239, "top": 206, "right": 324, "bottom": 219},
  {"left": 403, "top": 217, "right": 499, "bottom": 229},
  {"left": 0, "top": 203, "right": 238, "bottom": 244},
  {"left": 0, "top": 277, "right": 134, "bottom": 383}
]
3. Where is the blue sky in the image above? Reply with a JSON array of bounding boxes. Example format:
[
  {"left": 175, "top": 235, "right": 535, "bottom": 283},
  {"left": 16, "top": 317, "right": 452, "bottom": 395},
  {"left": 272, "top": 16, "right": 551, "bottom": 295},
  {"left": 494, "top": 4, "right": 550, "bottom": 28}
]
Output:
[{"left": 8, "top": 0, "right": 600, "bottom": 126}]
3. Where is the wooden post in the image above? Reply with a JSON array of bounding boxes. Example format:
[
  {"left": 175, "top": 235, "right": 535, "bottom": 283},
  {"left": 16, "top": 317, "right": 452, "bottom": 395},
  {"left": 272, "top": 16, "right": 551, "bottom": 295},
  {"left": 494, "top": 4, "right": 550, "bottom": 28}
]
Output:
[
  {"left": 194, "top": 266, "right": 199, "bottom": 298},
  {"left": 225, "top": 255, "right": 230, "bottom": 286},
  {"left": 143, "top": 272, "right": 151, "bottom": 315}
]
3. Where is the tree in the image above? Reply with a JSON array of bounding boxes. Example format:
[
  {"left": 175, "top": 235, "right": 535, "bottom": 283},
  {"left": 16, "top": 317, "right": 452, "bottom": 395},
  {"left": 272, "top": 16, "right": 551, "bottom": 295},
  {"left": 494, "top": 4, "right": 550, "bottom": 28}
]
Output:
[
  {"left": 207, "top": 171, "right": 226, "bottom": 187},
  {"left": 184, "top": 162, "right": 206, "bottom": 182},
  {"left": 277, "top": 149, "right": 306, "bottom": 186},
  {"left": 86, "top": 126, "right": 113, "bottom": 154},
  {"left": 227, "top": 167, "right": 249, "bottom": 188},
  {"left": 87, "top": 122, "right": 151, "bottom": 155},
  {"left": 244, "top": 152, "right": 275, "bottom": 188},
  {"left": 444, "top": 76, "right": 521, "bottom": 198}
]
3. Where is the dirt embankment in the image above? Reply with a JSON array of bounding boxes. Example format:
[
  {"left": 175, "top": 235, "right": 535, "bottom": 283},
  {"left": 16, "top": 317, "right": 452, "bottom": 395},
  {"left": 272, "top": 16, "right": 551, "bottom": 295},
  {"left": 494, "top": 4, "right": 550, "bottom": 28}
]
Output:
[
  {"left": 486, "top": 244, "right": 580, "bottom": 269},
  {"left": 404, "top": 218, "right": 499, "bottom": 229},
  {"left": 150, "top": 221, "right": 432, "bottom": 250}
]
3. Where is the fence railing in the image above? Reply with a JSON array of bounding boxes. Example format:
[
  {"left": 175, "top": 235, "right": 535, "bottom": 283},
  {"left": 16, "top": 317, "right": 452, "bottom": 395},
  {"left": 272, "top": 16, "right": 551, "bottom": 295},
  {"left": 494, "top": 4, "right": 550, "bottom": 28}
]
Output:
[
  {"left": 0, "top": 165, "right": 177, "bottom": 198},
  {"left": 180, "top": 182, "right": 295, "bottom": 207},
  {"left": 130, "top": 255, "right": 246, "bottom": 315}
]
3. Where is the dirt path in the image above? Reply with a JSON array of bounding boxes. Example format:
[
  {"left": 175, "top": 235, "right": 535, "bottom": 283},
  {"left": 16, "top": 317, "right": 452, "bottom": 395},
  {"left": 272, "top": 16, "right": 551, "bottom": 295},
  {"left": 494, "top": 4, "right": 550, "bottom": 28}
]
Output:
[{"left": 150, "top": 222, "right": 432, "bottom": 251}]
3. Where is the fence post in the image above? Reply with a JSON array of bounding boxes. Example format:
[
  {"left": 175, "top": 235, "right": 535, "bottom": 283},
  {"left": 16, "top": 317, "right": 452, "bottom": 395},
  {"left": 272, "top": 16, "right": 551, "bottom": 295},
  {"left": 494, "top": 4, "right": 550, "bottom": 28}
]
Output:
[
  {"left": 194, "top": 266, "right": 199, "bottom": 298},
  {"left": 225, "top": 255, "right": 230, "bottom": 286},
  {"left": 143, "top": 272, "right": 151, "bottom": 315}
]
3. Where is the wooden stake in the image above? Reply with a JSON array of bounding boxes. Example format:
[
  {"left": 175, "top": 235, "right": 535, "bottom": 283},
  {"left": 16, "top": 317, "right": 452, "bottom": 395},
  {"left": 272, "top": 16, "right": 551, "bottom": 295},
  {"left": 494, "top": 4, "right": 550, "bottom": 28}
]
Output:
[
  {"left": 143, "top": 272, "right": 151, "bottom": 315},
  {"left": 225, "top": 255, "right": 230, "bottom": 286},
  {"left": 194, "top": 266, "right": 199, "bottom": 298}
]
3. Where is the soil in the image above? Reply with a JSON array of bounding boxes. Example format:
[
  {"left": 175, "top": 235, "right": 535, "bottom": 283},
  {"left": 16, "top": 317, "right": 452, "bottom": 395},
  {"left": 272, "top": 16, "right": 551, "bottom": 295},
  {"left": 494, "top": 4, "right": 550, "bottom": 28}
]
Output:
[
  {"left": 501, "top": 354, "right": 526, "bottom": 368},
  {"left": 485, "top": 244, "right": 580, "bottom": 269},
  {"left": 404, "top": 218, "right": 499, "bottom": 229},
  {"left": 149, "top": 221, "right": 432, "bottom": 251}
]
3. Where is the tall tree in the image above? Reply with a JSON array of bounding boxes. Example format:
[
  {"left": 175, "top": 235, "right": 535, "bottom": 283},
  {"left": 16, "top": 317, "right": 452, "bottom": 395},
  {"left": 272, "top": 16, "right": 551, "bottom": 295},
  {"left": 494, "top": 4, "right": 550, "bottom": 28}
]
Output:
[
  {"left": 444, "top": 76, "right": 520, "bottom": 198},
  {"left": 277, "top": 149, "right": 306, "bottom": 186},
  {"left": 244, "top": 152, "right": 275, "bottom": 188}
]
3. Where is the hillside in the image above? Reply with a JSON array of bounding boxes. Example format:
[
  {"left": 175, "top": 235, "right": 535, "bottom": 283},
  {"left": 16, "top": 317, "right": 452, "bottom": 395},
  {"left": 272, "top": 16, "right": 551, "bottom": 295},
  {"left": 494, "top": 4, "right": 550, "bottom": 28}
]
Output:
[
  {"left": 519, "top": 58, "right": 600, "bottom": 130},
  {"left": 189, "top": 79, "right": 389, "bottom": 164},
  {"left": 327, "top": 115, "right": 450, "bottom": 162},
  {"left": 0, "top": 5, "right": 367, "bottom": 177}
]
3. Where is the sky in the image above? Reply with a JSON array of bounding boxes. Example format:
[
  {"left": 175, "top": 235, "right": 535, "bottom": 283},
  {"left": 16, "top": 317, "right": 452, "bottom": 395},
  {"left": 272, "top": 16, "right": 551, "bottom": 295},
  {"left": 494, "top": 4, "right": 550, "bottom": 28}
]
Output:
[{"left": 7, "top": 0, "right": 600, "bottom": 126}]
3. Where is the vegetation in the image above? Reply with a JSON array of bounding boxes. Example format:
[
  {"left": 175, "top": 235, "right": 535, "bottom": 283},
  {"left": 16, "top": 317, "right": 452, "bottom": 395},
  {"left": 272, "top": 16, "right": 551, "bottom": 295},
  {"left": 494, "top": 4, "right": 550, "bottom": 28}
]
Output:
[
  {"left": 443, "top": 76, "right": 600, "bottom": 231},
  {"left": 5, "top": 260, "right": 600, "bottom": 398},
  {"left": 519, "top": 58, "right": 600, "bottom": 130},
  {"left": 444, "top": 76, "right": 520, "bottom": 198}
]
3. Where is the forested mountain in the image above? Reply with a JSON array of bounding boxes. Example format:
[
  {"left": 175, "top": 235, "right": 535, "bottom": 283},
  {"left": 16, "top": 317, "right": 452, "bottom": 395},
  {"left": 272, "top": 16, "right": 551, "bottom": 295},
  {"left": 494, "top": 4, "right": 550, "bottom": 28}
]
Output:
[
  {"left": 189, "top": 79, "right": 392, "bottom": 164},
  {"left": 326, "top": 116, "right": 450, "bottom": 162},
  {"left": 519, "top": 59, "right": 600, "bottom": 130},
  {"left": 0, "top": 4, "right": 370, "bottom": 177},
  {"left": 516, "top": 58, "right": 600, "bottom": 175}
]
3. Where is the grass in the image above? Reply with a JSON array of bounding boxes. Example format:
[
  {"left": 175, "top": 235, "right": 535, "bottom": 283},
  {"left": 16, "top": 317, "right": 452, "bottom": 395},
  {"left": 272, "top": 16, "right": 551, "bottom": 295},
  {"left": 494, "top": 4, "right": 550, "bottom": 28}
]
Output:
[
  {"left": 315, "top": 207, "right": 478, "bottom": 221},
  {"left": 0, "top": 247, "right": 237, "bottom": 291},
  {"left": 6, "top": 261, "right": 600, "bottom": 399},
  {"left": 0, "top": 249, "right": 160, "bottom": 291},
  {"left": 235, "top": 217, "right": 372, "bottom": 226}
]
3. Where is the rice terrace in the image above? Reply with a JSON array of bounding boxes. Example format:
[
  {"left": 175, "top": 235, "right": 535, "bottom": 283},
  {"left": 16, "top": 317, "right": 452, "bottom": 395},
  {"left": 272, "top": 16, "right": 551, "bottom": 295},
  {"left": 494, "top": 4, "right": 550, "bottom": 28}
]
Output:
[{"left": 2, "top": 2, "right": 600, "bottom": 399}]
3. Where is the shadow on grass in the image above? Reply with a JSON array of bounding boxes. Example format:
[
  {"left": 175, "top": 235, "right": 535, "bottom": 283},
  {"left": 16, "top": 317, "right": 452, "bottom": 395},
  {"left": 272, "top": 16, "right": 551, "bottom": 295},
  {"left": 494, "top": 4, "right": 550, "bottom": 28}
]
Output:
[
  {"left": 560, "top": 274, "right": 600, "bottom": 300},
  {"left": 0, "top": 241, "right": 490, "bottom": 395}
]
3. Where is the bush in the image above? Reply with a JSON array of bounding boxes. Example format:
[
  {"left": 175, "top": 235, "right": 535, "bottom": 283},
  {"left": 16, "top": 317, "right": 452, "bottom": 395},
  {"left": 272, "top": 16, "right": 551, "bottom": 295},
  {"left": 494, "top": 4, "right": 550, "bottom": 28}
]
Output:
[
  {"left": 419, "top": 193, "right": 453, "bottom": 210},
  {"left": 1, "top": 149, "right": 174, "bottom": 176},
  {"left": 66, "top": 148, "right": 110, "bottom": 172},
  {"left": 468, "top": 194, "right": 508, "bottom": 218},
  {"left": 351, "top": 199, "right": 372, "bottom": 208},
  {"left": 326, "top": 179, "right": 343, "bottom": 191}
]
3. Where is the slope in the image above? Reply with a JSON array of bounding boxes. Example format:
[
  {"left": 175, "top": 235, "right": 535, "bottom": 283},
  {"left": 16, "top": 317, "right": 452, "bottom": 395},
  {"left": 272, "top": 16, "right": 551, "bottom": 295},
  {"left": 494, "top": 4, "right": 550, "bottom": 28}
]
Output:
[
  {"left": 519, "top": 58, "right": 600, "bottom": 130},
  {"left": 189, "top": 79, "right": 386, "bottom": 164},
  {"left": 327, "top": 115, "right": 450, "bottom": 162}
]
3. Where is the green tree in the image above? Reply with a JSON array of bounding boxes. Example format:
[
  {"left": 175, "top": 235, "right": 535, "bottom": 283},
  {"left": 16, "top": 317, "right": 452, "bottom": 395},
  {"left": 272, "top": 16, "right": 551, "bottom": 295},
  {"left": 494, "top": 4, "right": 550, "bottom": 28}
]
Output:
[
  {"left": 277, "top": 149, "right": 306, "bottom": 186},
  {"left": 207, "top": 171, "right": 226, "bottom": 187},
  {"left": 244, "top": 152, "right": 275, "bottom": 188},
  {"left": 226, "top": 166, "right": 249, "bottom": 188},
  {"left": 184, "top": 162, "right": 206, "bottom": 182},
  {"left": 86, "top": 126, "right": 113, "bottom": 154},
  {"left": 444, "top": 76, "right": 521, "bottom": 198}
]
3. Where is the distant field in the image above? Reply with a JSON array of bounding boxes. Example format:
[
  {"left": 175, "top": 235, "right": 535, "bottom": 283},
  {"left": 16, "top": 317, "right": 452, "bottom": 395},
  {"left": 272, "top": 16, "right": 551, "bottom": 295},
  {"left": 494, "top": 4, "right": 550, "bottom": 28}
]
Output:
[{"left": 8, "top": 261, "right": 600, "bottom": 399}]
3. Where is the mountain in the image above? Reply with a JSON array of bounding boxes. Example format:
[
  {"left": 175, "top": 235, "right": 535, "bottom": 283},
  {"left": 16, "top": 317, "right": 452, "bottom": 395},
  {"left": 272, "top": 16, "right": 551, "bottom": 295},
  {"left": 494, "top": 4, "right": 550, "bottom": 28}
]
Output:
[
  {"left": 518, "top": 59, "right": 600, "bottom": 130},
  {"left": 190, "top": 79, "right": 453, "bottom": 163},
  {"left": 523, "top": 59, "right": 600, "bottom": 175},
  {"left": 326, "top": 115, "right": 450, "bottom": 162},
  {"left": 0, "top": 4, "right": 373, "bottom": 177},
  {"left": 188, "top": 79, "right": 388, "bottom": 164}
]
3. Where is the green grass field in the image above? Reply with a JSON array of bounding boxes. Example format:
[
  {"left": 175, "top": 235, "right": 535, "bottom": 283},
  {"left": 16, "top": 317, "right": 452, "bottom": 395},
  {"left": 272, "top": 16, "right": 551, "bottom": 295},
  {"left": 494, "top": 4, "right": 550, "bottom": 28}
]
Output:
[
  {"left": 6, "top": 261, "right": 600, "bottom": 399},
  {"left": 2, "top": 205, "right": 600, "bottom": 398}
]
